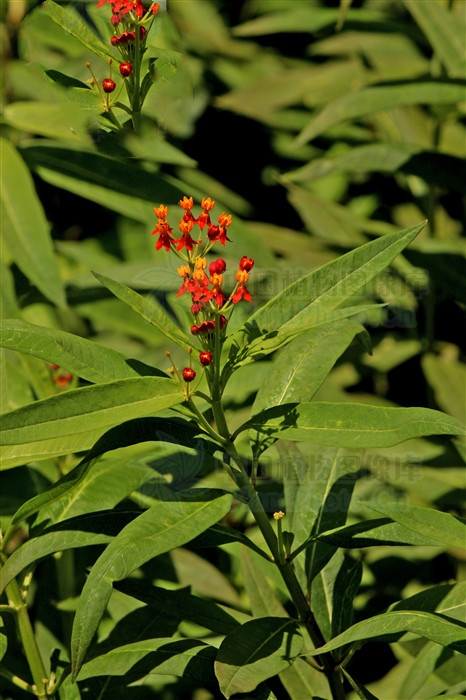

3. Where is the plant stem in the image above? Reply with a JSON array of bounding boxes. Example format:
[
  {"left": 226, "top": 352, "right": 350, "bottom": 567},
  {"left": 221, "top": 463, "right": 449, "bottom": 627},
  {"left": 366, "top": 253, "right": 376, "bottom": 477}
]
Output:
[
  {"left": 131, "top": 28, "right": 142, "bottom": 133},
  {"left": 1, "top": 561, "right": 50, "bottom": 699}
]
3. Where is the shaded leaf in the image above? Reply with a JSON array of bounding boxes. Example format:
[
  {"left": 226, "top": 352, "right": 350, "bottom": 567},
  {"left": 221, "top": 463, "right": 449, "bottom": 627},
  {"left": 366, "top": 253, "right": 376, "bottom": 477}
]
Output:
[
  {"left": 71, "top": 491, "right": 232, "bottom": 678},
  {"left": 215, "top": 617, "right": 303, "bottom": 698},
  {"left": 0, "top": 138, "right": 65, "bottom": 308},
  {"left": 297, "top": 81, "right": 466, "bottom": 144},
  {"left": 77, "top": 638, "right": 217, "bottom": 683}
]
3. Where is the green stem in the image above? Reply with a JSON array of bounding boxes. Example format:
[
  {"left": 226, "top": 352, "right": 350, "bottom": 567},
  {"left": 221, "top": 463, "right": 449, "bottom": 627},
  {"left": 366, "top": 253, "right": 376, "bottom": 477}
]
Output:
[
  {"left": 1, "top": 565, "right": 50, "bottom": 699},
  {"left": 131, "top": 28, "right": 142, "bottom": 133},
  {"left": 0, "top": 666, "right": 35, "bottom": 695}
]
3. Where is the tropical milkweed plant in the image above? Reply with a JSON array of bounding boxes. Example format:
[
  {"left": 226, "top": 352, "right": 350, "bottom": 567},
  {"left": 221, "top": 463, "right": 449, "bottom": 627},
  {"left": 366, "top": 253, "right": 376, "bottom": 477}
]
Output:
[{"left": 1, "top": 1, "right": 465, "bottom": 699}]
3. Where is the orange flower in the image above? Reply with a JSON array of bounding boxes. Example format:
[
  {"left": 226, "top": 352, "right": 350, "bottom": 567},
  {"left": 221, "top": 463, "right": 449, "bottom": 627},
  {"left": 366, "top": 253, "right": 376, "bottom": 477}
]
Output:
[
  {"left": 154, "top": 204, "right": 168, "bottom": 219},
  {"left": 179, "top": 196, "right": 194, "bottom": 211}
]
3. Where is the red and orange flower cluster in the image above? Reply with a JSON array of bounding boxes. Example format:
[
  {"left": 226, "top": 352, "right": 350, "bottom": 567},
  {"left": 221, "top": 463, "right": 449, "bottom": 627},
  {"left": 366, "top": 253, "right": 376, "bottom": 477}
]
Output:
[
  {"left": 96, "top": 0, "right": 159, "bottom": 24},
  {"left": 151, "top": 197, "right": 254, "bottom": 319}
]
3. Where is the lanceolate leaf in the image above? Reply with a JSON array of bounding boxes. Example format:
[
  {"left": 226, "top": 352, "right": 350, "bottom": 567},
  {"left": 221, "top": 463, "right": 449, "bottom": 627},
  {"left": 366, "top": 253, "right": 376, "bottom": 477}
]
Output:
[
  {"left": 215, "top": 618, "right": 304, "bottom": 699},
  {"left": 43, "top": 0, "right": 116, "bottom": 66},
  {"left": 76, "top": 638, "right": 217, "bottom": 683},
  {"left": 296, "top": 81, "right": 466, "bottom": 144},
  {"left": 307, "top": 610, "right": 466, "bottom": 655},
  {"left": 404, "top": 0, "right": 466, "bottom": 79},
  {"left": 366, "top": 502, "right": 466, "bottom": 552},
  {"left": 251, "top": 320, "right": 363, "bottom": 414},
  {"left": 238, "top": 403, "right": 464, "bottom": 448},
  {"left": 228, "top": 221, "right": 425, "bottom": 357},
  {"left": 4, "top": 416, "right": 210, "bottom": 537},
  {"left": 0, "top": 138, "right": 65, "bottom": 308},
  {"left": 92, "top": 271, "right": 192, "bottom": 353},
  {"left": 71, "top": 491, "right": 232, "bottom": 678},
  {"left": 0, "top": 511, "right": 135, "bottom": 593},
  {"left": 0, "top": 319, "right": 164, "bottom": 384},
  {"left": 0, "top": 376, "right": 184, "bottom": 468}
]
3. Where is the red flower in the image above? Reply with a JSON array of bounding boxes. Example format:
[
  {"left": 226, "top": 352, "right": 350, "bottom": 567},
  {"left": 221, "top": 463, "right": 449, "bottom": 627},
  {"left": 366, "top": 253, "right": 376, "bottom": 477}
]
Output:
[
  {"left": 175, "top": 219, "right": 200, "bottom": 252},
  {"left": 151, "top": 220, "right": 175, "bottom": 251},
  {"left": 231, "top": 284, "right": 252, "bottom": 303}
]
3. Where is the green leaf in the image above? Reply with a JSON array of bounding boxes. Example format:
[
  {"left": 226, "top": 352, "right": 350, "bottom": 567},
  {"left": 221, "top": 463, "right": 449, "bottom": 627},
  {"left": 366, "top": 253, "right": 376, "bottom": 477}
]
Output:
[
  {"left": 365, "top": 502, "right": 466, "bottom": 552},
  {"left": 341, "top": 668, "right": 379, "bottom": 699},
  {"left": 240, "top": 548, "right": 331, "bottom": 699},
  {"left": 0, "top": 138, "right": 65, "bottom": 308},
  {"left": 232, "top": 7, "right": 382, "bottom": 36},
  {"left": 0, "top": 319, "right": 164, "bottom": 384},
  {"left": 21, "top": 143, "right": 187, "bottom": 223},
  {"left": 283, "top": 144, "right": 466, "bottom": 193},
  {"left": 215, "top": 617, "right": 303, "bottom": 699},
  {"left": 76, "top": 638, "right": 217, "bottom": 683},
  {"left": 43, "top": 0, "right": 115, "bottom": 65},
  {"left": 308, "top": 610, "right": 466, "bottom": 655},
  {"left": 296, "top": 81, "right": 466, "bottom": 144},
  {"left": 0, "top": 377, "right": 184, "bottom": 468},
  {"left": 251, "top": 320, "right": 362, "bottom": 415},
  {"left": 71, "top": 491, "right": 232, "bottom": 678},
  {"left": 4, "top": 416, "right": 209, "bottom": 531},
  {"left": 422, "top": 353, "right": 466, "bottom": 424},
  {"left": 3, "top": 101, "right": 95, "bottom": 143},
  {"left": 115, "top": 578, "right": 248, "bottom": 635},
  {"left": 404, "top": 0, "right": 466, "bottom": 79},
  {"left": 0, "top": 511, "right": 134, "bottom": 593},
  {"left": 92, "top": 272, "right": 192, "bottom": 353},
  {"left": 238, "top": 403, "right": 464, "bottom": 448},
  {"left": 228, "top": 221, "right": 425, "bottom": 357}
]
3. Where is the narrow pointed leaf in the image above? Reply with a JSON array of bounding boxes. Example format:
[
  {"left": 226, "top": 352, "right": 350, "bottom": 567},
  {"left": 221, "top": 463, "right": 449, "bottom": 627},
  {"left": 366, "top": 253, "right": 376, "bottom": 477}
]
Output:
[
  {"left": 308, "top": 610, "right": 466, "bottom": 655},
  {"left": 239, "top": 403, "right": 464, "bottom": 448},
  {"left": 0, "top": 377, "right": 184, "bottom": 468},
  {"left": 92, "top": 271, "right": 192, "bottom": 353},
  {"left": 366, "top": 502, "right": 466, "bottom": 552},
  {"left": 0, "top": 319, "right": 164, "bottom": 383},
  {"left": 0, "top": 511, "right": 134, "bottom": 593},
  {"left": 77, "top": 638, "right": 217, "bottom": 682},
  {"left": 71, "top": 491, "right": 232, "bottom": 678},
  {"left": 43, "top": 0, "right": 115, "bottom": 65},
  {"left": 296, "top": 81, "right": 466, "bottom": 144},
  {"left": 0, "top": 138, "right": 65, "bottom": 308},
  {"left": 215, "top": 617, "right": 303, "bottom": 699},
  {"left": 404, "top": 0, "right": 466, "bottom": 78},
  {"left": 5, "top": 416, "right": 208, "bottom": 531},
  {"left": 229, "top": 222, "right": 425, "bottom": 355}
]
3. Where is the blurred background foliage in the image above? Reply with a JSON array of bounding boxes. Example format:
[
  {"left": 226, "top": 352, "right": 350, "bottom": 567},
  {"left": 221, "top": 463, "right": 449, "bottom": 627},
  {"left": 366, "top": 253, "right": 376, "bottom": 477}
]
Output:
[{"left": 1, "top": 0, "right": 465, "bottom": 697}]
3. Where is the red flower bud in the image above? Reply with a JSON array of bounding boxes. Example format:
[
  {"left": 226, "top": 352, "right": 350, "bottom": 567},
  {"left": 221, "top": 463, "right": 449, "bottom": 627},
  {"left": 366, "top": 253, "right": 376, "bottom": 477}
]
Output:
[
  {"left": 191, "top": 324, "right": 200, "bottom": 335},
  {"left": 219, "top": 315, "right": 227, "bottom": 329},
  {"left": 182, "top": 367, "right": 196, "bottom": 382},
  {"left": 119, "top": 62, "right": 132, "bottom": 77},
  {"left": 102, "top": 78, "right": 116, "bottom": 93},
  {"left": 239, "top": 256, "right": 254, "bottom": 272},
  {"left": 111, "top": 35, "right": 120, "bottom": 45},
  {"left": 199, "top": 351, "right": 212, "bottom": 366},
  {"left": 209, "top": 258, "right": 227, "bottom": 276},
  {"left": 191, "top": 303, "right": 202, "bottom": 315},
  {"left": 139, "top": 26, "right": 147, "bottom": 40}
]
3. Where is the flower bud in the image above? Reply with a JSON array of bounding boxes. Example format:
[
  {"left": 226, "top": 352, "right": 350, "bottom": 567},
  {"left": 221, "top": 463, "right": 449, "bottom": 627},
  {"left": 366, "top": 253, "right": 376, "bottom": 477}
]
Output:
[
  {"left": 111, "top": 35, "right": 120, "bottom": 45},
  {"left": 219, "top": 315, "right": 227, "bottom": 329},
  {"left": 239, "top": 256, "right": 254, "bottom": 272},
  {"left": 140, "top": 26, "right": 147, "bottom": 40},
  {"left": 119, "top": 62, "right": 133, "bottom": 77},
  {"left": 102, "top": 78, "right": 116, "bottom": 93},
  {"left": 199, "top": 351, "right": 212, "bottom": 366},
  {"left": 182, "top": 367, "right": 196, "bottom": 382},
  {"left": 209, "top": 258, "right": 226, "bottom": 276}
]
